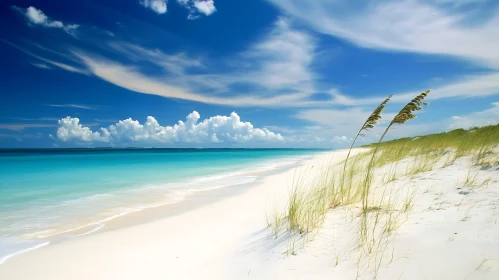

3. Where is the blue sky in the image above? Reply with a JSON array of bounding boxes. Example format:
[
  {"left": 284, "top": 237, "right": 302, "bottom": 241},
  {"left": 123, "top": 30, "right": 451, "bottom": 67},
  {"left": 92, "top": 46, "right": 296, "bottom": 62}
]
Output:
[{"left": 0, "top": 0, "right": 498, "bottom": 148}]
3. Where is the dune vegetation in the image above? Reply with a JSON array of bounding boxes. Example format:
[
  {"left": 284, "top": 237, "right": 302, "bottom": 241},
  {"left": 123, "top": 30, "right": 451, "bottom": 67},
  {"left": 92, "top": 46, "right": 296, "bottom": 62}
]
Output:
[{"left": 266, "top": 89, "right": 499, "bottom": 277}]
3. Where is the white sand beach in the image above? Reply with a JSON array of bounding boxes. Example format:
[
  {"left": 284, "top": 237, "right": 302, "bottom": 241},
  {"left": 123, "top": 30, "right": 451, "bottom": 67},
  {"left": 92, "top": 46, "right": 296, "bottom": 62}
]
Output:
[{"left": 0, "top": 149, "right": 498, "bottom": 280}]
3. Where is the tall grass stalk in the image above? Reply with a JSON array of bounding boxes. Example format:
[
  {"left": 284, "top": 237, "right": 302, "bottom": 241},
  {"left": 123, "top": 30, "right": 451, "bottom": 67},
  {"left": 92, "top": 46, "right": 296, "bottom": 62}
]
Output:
[
  {"left": 341, "top": 94, "right": 392, "bottom": 199},
  {"left": 267, "top": 86, "right": 499, "bottom": 277},
  {"left": 362, "top": 90, "right": 430, "bottom": 212}
]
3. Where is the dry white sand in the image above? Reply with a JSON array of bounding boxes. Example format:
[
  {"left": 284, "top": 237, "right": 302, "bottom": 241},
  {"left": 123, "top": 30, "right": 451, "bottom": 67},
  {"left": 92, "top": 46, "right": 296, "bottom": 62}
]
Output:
[{"left": 0, "top": 149, "right": 498, "bottom": 280}]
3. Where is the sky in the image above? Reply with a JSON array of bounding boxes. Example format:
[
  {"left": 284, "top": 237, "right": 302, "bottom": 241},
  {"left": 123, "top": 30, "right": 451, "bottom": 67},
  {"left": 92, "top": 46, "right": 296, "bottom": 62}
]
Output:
[{"left": 0, "top": 0, "right": 498, "bottom": 148}]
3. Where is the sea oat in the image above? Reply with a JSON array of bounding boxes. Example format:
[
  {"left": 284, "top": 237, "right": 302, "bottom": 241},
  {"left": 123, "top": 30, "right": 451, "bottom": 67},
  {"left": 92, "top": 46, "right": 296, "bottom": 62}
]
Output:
[{"left": 341, "top": 94, "right": 393, "bottom": 200}]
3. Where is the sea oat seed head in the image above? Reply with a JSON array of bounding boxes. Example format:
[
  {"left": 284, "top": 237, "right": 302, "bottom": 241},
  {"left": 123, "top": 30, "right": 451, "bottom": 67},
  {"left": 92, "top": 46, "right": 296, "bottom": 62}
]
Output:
[
  {"left": 392, "top": 90, "right": 430, "bottom": 125},
  {"left": 361, "top": 94, "right": 393, "bottom": 131}
]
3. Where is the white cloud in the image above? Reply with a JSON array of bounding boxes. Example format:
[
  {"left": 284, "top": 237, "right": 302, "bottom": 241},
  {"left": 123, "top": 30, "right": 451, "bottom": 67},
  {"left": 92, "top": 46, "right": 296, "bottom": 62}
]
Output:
[
  {"left": 435, "top": 0, "right": 492, "bottom": 7},
  {"left": 47, "top": 104, "right": 96, "bottom": 110},
  {"left": 295, "top": 101, "right": 499, "bottom": 148},
  {"left": 268, "top": 0, "right": 499, "bottom": 69},
  {"left": 108, "top": 43, "right": 204, "bottom": 76},
  {"left": 194, "top": 0, "right": 216, "bottom": 16},
  {"left": 63, "top": 18, "right": 319, "bottom": 107},
  {"left": 56, "top": 118, "right": 108, "bottom": 142},
  {"left": 242, "top": 18, "right": 315, "bottom": 91},
  {"left": 10, "top": 9, "right": 499, "bottom": 109},
  {"left": 139, "top": 0, "right": 168, "bottom": 14},
  {"left": 177, "top": 0, "right": 216, "bottom": 19},
  {"left": 181, "top": 18, "right": 316, "bottom": 94},
  {"left": 16, "top": 6, "right": 79, "bottom": 34},
  {"left": 31, "top": 63, "right": 51, "bottom": 69},
  {"left": 326, "top": 72, "right": 499, "bottom": 106},
  {"left": 55, "top": 111, "right": 284, "bottom": 145},
  {"left": 296, "top": 107, "right": 397, "bottom": 137},
  {"left": 0, "top": 124, "right": 57, "bottom": 132},
  {"left": 14, "top": 117, "right": 61, "bottom": 121},
  {"left": 4, "top": 40, "right": 88, "bottom": 74},
  {"left": 449, "top": 102, "right": 499, "bottom": 129},
  {"left": 25, "top": 7, "right": 53, "bottom": 25},
  {"left": 293, "top": 107, "right": 439, "bottom": 147}
]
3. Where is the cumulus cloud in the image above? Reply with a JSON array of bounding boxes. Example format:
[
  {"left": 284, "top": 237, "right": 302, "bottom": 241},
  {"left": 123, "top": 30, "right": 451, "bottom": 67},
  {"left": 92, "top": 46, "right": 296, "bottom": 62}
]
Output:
[
  {"left": 140, "top": 0, "right": 168, "bottom": 14},
  {"left": 56, "top": 118, "right": 107, "bottom": 142},
  {"left": 177, "top": 0, "right": 216, "bottom": 19},
  {"left": 55, "top": 111, "right": 284, "bottom": 145},
  {"left": 15, "top": 6, "right": 79, "bottom": 34},
  {"left": 194, "top": 0, "right": 216, "bottom": 16}
]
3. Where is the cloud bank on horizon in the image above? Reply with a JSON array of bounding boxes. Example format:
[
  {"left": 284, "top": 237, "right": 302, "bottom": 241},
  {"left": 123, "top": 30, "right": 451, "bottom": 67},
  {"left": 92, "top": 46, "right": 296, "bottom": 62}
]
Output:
[
  {"left": 1, "top": 0, "right": 498, "bottom": 148},
  {"left": 55, "top": 111, "right": 284, "bottom": 146}
]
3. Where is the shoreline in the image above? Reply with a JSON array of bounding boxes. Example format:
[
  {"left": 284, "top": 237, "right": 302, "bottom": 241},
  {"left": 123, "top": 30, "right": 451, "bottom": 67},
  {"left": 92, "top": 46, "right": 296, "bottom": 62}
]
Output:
[
  {"left": 0, "top": 151, "right": 327, "bottom": 267},
  {"left": 1, "top": 148, "right": 497, "bottom": 279},
  {"left": 91, "top": 153, "right": 318, "bottom": 235}
]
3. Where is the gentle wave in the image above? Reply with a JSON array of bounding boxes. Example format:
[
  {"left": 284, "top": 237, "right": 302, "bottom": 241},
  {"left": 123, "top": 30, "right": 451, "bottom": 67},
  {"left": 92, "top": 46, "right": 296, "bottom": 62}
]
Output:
[
  {"left": 72, "top": 224, "right": 105, "bottom": 237},
  {"left": 24, "top": 175, "right": 258, "bottom": 239},
  {"left": 0, "top": 153, "right": 313, "bottom": 264},
  {"left": 0, "top": 241, "right": 50, "bottom": 265}
]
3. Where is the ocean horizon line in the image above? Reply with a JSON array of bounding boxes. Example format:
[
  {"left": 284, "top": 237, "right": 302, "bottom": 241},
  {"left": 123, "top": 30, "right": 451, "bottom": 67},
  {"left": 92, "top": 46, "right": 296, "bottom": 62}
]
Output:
[{"left": 0, "top": 147, "right": 331, "bottom": 153}]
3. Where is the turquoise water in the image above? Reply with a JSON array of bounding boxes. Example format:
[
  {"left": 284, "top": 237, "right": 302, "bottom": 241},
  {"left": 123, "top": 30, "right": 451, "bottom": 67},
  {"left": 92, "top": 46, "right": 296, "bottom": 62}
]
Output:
[{"left": 0, "top": 148, "right": 322, "bottom": 263}]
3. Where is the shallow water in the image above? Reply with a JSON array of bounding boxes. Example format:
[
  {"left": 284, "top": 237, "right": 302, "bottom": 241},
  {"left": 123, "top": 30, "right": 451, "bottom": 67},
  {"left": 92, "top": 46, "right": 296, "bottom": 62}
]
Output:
[{"left": 0, "top": 148, "right": 323, "bottom": 263}]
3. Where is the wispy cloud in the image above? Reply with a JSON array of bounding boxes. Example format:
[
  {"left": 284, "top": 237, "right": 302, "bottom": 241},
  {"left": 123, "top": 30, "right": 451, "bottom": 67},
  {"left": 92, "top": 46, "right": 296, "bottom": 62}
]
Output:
[
  {"left": 325, "top": 72, "right": 499, "bottom": 107},
  {"left": 46, "top": 104, "right": 97, "bottom": 110},
  {"left": 294, "top": 107, "right": 441, "bottom": 148},
  {"left": 0, "top": 123, "right": 57, "bottom": 132},
  {"left": 13, "top": 6, "right": 79, "bottom": 35},
  {"left": 73, "top": 51, "right": 317, "bottom": 107},
  {"left": 166, "top": 18, "right": 317, "bottom": 95},
  {"left": 94, "top": 118, "right": 118, "bottom": 123},
  {"left": 30, "top": 63, "right": 52, "bottom": 69},
  {"left": 7, "top": 7, "right": 499, "bottom": 110},
  {"left": 0, "top": 133, "right": 38, "bottom": 142},
  {"left": 108, "top": 43, "right": 204, "bottom": 76},
  {"left": 268, "top": 0, "right": 499, "bottom": 69},
  {"left": 240, "top": 18, "right": 315, "bottom": 91},
  {"left": 450, "top": 102, "right": 499, "bottom": 129},
  {"left": 60, "top": 18, "right": 320, "bottom": 107},
  {"left": 296, "top": 107, "right": 397, "bottom": 136},
  {"left": 13, "top": 117, "right": 61, "bottom": 121},
  {"left": 2, "top": 40, "right": 88, "bottom": 74}
]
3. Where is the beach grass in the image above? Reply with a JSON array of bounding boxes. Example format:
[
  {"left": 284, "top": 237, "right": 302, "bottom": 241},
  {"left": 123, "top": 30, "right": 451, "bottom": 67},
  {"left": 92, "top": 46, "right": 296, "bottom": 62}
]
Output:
[{"left": 266, "top": 90, "right": 499, "bottom": 276}]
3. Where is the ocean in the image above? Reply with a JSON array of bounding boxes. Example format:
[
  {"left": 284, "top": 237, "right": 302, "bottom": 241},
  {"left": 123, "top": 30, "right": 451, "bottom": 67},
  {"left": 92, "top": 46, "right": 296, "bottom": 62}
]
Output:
[{"left": 0, "top": 148, "right": 323, "bottom": 263}]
